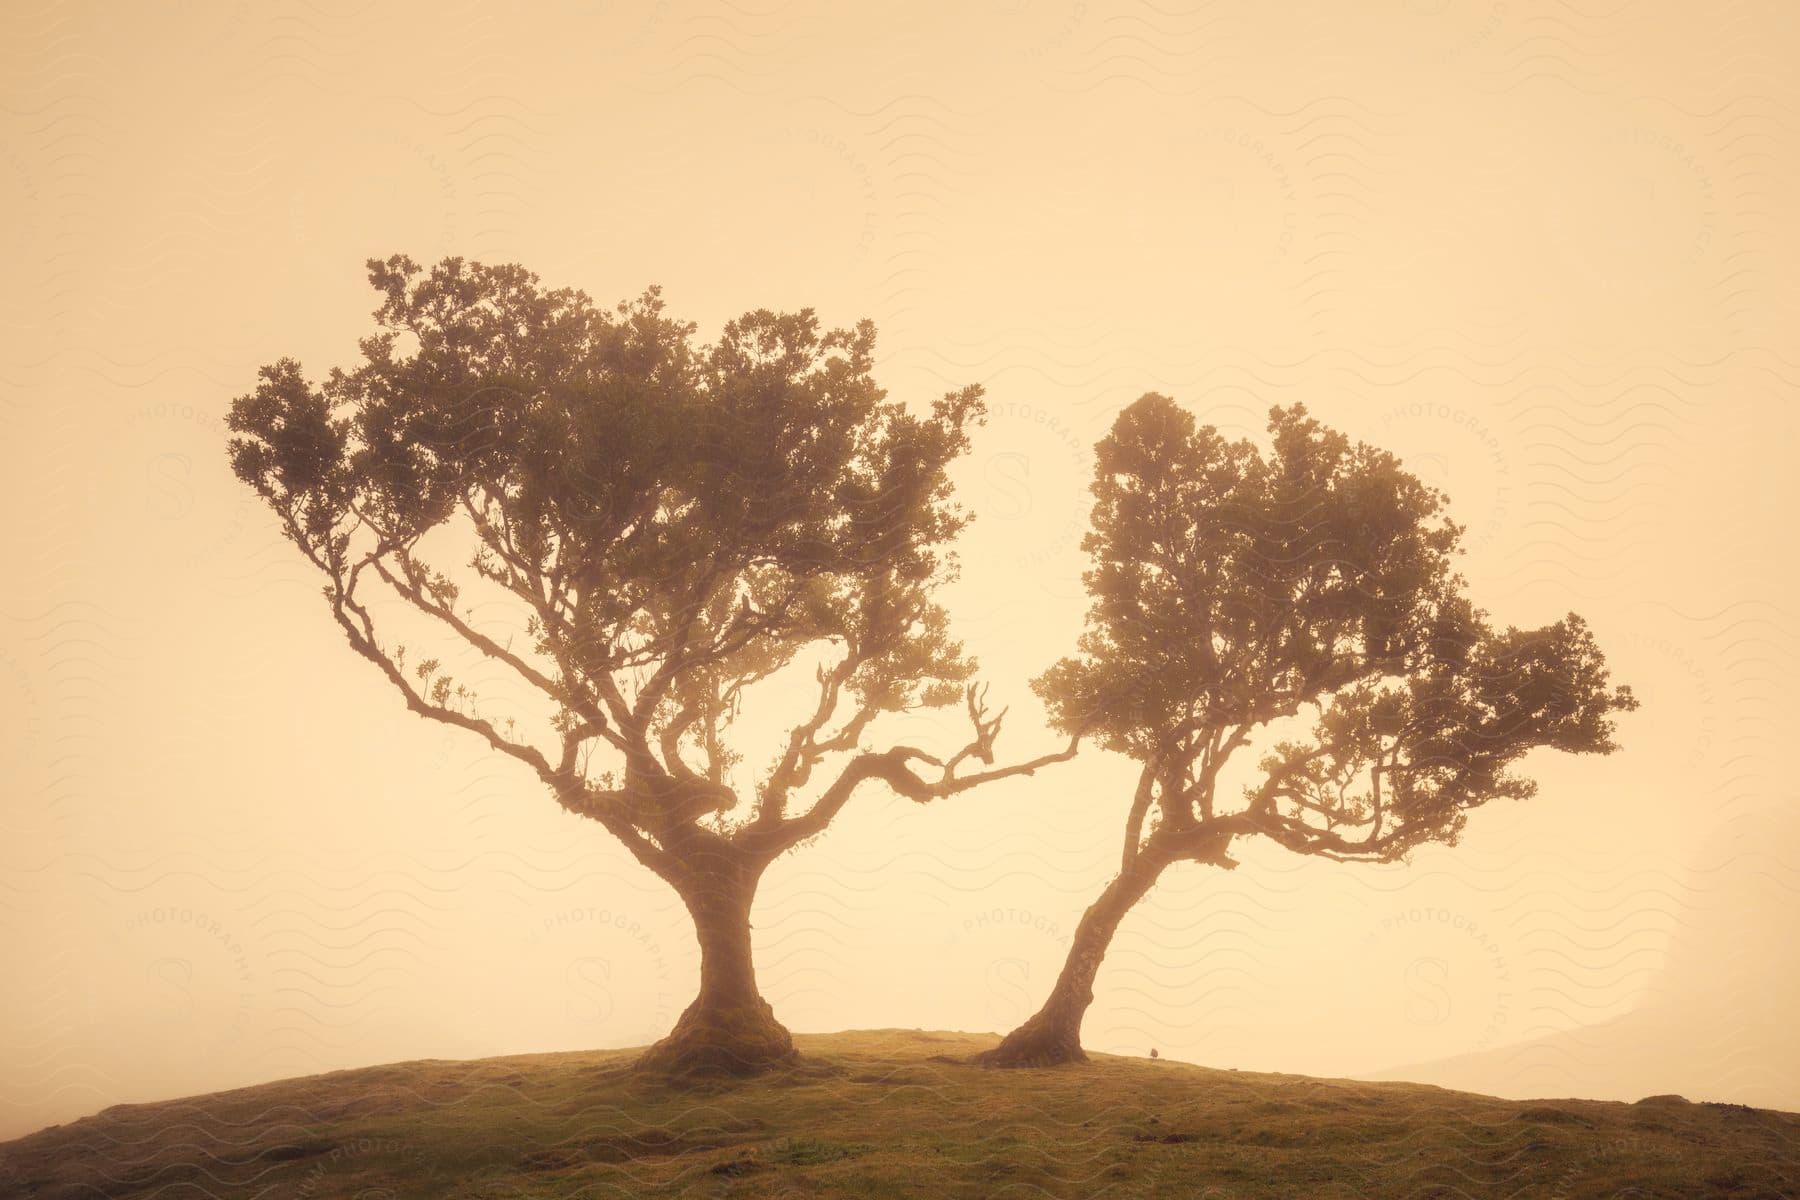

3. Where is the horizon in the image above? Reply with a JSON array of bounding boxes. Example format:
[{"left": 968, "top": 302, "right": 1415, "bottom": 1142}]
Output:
[{"left": 2, "top": 0, "right": 1796, "bottom": 1152}]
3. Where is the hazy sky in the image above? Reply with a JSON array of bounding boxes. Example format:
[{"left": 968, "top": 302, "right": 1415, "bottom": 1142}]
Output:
[{"left": 2, "top": 1, "right": 1796, "bottom": 1139}]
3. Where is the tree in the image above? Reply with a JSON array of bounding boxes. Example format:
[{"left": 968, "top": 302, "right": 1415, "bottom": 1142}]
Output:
[
  {"left": 976, "top": 394, "right": 1638, "bottom": 1067},
  {"left": 226, "top": 255, "right": 1076, "bottom": 1076}
]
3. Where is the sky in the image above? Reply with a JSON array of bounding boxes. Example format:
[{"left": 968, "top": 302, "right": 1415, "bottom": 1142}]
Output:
[{"left": 1, "top": 0, "right": 1797, "bottom": 1139}]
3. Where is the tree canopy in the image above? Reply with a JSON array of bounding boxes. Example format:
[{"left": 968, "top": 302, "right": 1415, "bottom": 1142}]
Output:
[
  {"left": 227, "top": 255, "right": 1075, "bottom": 1073},
  {"left": 1036, "top": 393, "right": 1636, "bottom": 865},
  {"left": 980, "top": 394, "right": 1637, "bottom": 1066}
]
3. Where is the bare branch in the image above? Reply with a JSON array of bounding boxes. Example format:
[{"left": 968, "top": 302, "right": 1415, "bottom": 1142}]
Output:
[
  {"left": 656, "top": 698, "right": 711, "bottom": 784},
  {"left": 329, "top": 582, "right": 556, "bottom": 787},
  {"left": 941, "top": 683, "right": 1008, "bottom": 776},
  {"left": 756, "top": 648, "right": 867, "bottom": 824},
  {"left": 751, "top": 690, "right": 1080, "bottom": 855},
  {"left": 289, "top": 522, "right": 679, "bottom": 874},
  {"left": 372, "top": 552, "right": 548, "bottom": 692}
]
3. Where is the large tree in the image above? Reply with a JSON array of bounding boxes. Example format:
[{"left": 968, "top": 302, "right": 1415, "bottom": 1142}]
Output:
[
  {"left": 976, "top": 394, "right": 1638, "bottom": 1067},
  {"left": 227, "top": 255, "right": 1075, "bottom": 1075}
]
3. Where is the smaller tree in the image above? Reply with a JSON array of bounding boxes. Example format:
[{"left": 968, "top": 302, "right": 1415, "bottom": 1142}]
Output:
[{"left": 977, "top": 395, "right": 1638, "bottom": 1067}]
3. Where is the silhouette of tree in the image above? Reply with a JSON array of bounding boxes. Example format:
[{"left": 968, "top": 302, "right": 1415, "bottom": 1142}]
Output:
[
  {"left": 227, "top": 255, "right": 1076, "bottom": 1076},
  {"left": 977, "top": 395, "right": 1638, "bottom": 1067}
]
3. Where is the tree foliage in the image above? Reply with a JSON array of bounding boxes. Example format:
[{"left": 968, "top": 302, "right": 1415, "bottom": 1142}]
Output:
[
  {"left": 1036, "top": 394, "right": 1638, "bottom": 867},
  {"left": 228, "top": 255, "right": 1072, "bottom": 886}
]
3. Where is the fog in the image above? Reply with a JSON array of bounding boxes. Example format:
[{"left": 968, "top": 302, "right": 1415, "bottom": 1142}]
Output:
[{"left": 2, "top": 0, "right": 1796, "bottom": 1140}]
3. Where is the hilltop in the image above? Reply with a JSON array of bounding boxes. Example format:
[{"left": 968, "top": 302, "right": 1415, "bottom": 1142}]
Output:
[{"left": 0, "top": 1031, "right": 1794, "bottom": 1198}]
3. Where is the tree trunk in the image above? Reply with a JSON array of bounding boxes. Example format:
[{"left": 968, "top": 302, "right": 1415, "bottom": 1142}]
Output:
[
  {"left": 975, "top": 848, "right": 1173, "bottom": 1067},
  {"left": 634, "top": 848, "right": 796, "bottom": 1077}
]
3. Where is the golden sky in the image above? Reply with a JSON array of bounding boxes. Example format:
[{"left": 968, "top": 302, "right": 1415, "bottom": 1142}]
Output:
[{"left": 2, "top": 0, "right": 1796, "bottom": 1137}]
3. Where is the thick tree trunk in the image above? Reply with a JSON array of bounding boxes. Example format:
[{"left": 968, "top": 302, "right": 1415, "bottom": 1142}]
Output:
[
  {"left": 634, "top": 849, "right": 796, "bottom": 1077},
  {"left": 975, "top": 849, "right": 1173, "bottom": 1067}
]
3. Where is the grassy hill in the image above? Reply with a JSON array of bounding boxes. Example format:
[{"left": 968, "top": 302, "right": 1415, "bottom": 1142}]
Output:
[{"left": 0, "top": 1030, "right": 1793, "bottom": 1199}]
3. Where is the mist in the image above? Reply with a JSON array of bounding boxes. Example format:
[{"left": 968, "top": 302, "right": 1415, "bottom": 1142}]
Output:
[{"left": 2, "top": 0, "right": 1796, "bottom": 1141}]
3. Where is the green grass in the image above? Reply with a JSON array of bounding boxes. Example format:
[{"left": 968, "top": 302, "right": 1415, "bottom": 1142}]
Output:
[{"left": 0, "top": 1030, "right": 1794, "bottom": 1198}]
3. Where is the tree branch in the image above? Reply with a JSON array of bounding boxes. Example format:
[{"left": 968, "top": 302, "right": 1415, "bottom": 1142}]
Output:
[
  {"left": 1121, "top": 758, "right": 1158, "bottom": 872},
  {"left": 755, "top": 646, "right": 871, "bottom": 825},
  {"left": 747, "top": 695, "right": 1080, "bottom": 855}
]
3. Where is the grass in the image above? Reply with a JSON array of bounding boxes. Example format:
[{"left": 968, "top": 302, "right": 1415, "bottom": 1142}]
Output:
[{"left": 0, "top": 1030, "right": 1794, "bottom": 1198}]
